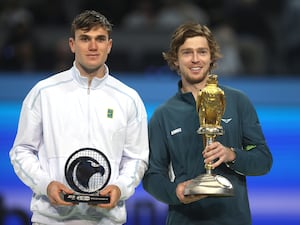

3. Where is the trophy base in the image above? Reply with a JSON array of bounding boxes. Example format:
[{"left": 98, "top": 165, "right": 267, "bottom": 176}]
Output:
[
  {"left": 64, "top": 193, "right": 110, "bottom": 204},
  {"left": 184, "top": 173, "right": 234, "bottom": 197}
]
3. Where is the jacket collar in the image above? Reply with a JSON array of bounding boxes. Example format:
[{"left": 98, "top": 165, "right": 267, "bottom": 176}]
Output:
[
  {"left": 71, "top": 62, "right": 109, "bottom": 89},
  {"left": 177, "top": 80, "right": 196, "bottom": 105}
]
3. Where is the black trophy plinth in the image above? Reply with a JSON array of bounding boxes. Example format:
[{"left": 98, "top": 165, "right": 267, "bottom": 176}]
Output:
[{"left": 64, "top": 148, "right": 111, "bottom": 204}]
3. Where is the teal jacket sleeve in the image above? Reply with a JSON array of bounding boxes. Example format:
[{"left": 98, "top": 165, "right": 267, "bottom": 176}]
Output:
[
  {"left": 226, "top": 90, "right": 273, "bottom": 175},
  {"left": 142, "top": 110, "right": 181, "bottom": 205}
]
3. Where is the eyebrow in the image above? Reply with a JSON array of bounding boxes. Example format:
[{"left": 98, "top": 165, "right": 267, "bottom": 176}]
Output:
[
  {"left": 78, "top": 34, "right": 108, "bottom": 39},
  {"left": 180, "top": 47, "right": 209, "bottom": 52}
]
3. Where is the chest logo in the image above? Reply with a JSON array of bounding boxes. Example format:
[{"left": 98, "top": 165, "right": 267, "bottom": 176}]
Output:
[
  {"left": 171, "top": 127, "right": 182, "bottom": 136},
  {"left": 221, "top": 118, "right": 232, "bottom": 124},
  {"left": 107, "top": 109, "right": 114, "bottom": 118}
]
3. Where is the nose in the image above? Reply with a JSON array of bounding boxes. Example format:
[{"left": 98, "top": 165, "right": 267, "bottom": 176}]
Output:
[
  {"left": 192, "top": 52, "right": 199, "bottom": 63},
  {"left": 88, "top": 39, "right": 97, "bottom": 50}
]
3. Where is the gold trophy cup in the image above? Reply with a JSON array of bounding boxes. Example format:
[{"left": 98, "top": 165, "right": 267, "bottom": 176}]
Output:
[{"left": 184, "top": 74, "right": 234, "bottom": 196}]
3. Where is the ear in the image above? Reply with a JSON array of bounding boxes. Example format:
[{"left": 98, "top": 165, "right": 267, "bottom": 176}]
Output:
[
  {"left": 174, "top": 60, "right": 179, "bottom": 67},
  {"left": 107, "top": 39, "right": 113, "bottom": 54},
  {"left": 69, "top": 37, "right": 75, "bottom": 53},
  {"left": 173, "top": 60, "right": 180, "bottom": 71}
]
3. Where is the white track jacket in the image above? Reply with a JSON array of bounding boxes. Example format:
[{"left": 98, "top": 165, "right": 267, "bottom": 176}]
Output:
[{"left": 10, "top": 64, "right": 149, "bottom": 225}]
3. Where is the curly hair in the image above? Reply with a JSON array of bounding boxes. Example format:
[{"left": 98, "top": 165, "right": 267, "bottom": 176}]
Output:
[{"left": 163, "top": 22, "right": 222, "bottom": 73}]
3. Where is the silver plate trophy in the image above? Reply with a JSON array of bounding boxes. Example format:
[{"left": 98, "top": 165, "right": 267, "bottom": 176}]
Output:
[
  {"left": 184, "top": 74, "right": 234, "bottom": 197},
  {"left": 64, "top": 148, "right": 111, "bottom": 204}
]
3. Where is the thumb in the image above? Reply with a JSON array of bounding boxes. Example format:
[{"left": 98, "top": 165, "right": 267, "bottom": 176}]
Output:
[
  {"left": 61, "top": 185, "right": 74, "bottom": 194},
  {"left": 99, "top": 187, "right": 110, "bottom": 196}
]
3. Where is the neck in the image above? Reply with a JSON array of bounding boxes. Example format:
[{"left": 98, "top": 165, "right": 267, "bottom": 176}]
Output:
[
  {"left": 76, "top": 62, "right": 106, "bottom": 79},
  {"left": 182, "top": 81, "right": 207, "bottom": 98}
]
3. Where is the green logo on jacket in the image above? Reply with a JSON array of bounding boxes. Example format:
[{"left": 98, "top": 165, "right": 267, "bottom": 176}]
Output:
[
  {"left": 245, "top": 145, "right": 256, "bottom": 151},
  {"left": 107, "top": 108, "right": 113, "bottom": 118}
]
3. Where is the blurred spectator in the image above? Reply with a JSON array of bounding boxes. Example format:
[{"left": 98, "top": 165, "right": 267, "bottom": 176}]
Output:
[
  {"left": 0, "top": 0, "right": 37, "bottom": 72},
  {"left": 122, "top": 0, "right": 158, "bottom": 29},
  {"left": 51, "top": 38, "right": 73, "bottom": 73},
  {"left": 279, "top": 0, "right": 300, "bottom": 75},
  {"left": 0, "top": 0, "right": 297, "bottom": 75},
  {"left": 213, "top": 24, "right": 244, "bottom": 76},
  {"left": 28, "top": 0, "right": 69, "bottom": 26},
  {"left": 191, "top": 0, "right": 226, "bottom": 27},
  {"left": 156, "top": 0, "right": 210, "bottom": 30},
  {"left": 80, "top": 0, "right": 131, "bottom": 27},
  {"left": 225, "top": 0, "right": 273, "bottom": 75}
]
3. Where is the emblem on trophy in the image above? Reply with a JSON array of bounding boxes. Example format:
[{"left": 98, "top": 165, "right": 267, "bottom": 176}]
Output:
[
  {"left": 184, "top": 74, "right": 234, "bottom": 196},
  {"left": 64, "top": 148, "right": 111, "bottom": 203}
]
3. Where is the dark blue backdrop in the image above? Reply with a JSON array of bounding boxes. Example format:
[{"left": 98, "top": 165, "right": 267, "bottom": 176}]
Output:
[{"left": 1, "top": 74, "right": 300, "bottom": 225}]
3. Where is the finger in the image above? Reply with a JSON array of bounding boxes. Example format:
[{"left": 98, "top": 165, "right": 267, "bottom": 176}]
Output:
[
  {"left": 204, "top": 151, "right": 217, "bottom": 163},
  {"left": 61, "top": 185, "right": 74, "bottom": 195},
  {"left": 52, "top": 193, "right": 74, "bottom": 206},
  {"left": 203, "top": 146, "right": 218, "bottom": 157},
  {"left": 48, "top": 196, "right": 57, "bottom": 205},
  {"left": 97, "top": 196, "right": 118, "bottom": 209},
  {"left": 99, "top": 188, "right": 110, "bottom": 196},
  {"left": 55, "top": 197, "right": 75, "bottom": 206},
  {"left": 181, "top": 194, "right": 207, "bottom": 204},
  {"left": 211, "top": 159, "right": 222, "bottom": 168},
  {"left": 97, "top": 202, "right": 116, "bottom": 209}
]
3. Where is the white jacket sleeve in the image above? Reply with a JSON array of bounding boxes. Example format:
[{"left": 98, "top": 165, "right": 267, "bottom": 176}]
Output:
[
  {"left": 113, "top": 95, "right": 149, "bottom": 200},
  {"left": 9, "top": 90, "right": 52, "bottom": 196}
]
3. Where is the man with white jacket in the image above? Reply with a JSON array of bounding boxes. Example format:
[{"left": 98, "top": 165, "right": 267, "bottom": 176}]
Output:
[{"left": 10, "top": 10, "right": 149, "bottom": 225}]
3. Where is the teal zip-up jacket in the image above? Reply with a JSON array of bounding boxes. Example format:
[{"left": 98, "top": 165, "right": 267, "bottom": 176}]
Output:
[{"left": 142, "top": 81, "right": 273, "bottom": 225}]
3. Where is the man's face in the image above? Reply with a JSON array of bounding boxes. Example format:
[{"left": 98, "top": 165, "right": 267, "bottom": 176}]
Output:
[
  {"left": 175, "top": 36, "right": 212, "bottom": 85},
  {"left": 69, "top": 26, "right": 112, "bottom": 77}
]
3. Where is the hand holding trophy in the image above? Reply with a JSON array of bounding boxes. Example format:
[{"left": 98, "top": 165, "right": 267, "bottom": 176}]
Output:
[
  {"left": 64, "top": 148, "right": 111, "bottom": 204},
  {"left": 184, "top": 74, "right": 234, "bottom": 196}
]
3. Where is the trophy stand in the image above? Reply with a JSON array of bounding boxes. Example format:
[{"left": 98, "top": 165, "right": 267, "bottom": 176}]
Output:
[
  {"left": 184, "top": 74, "right": 234, "bottom": 197},
  {"left": 64, "top": 148, "right": 111, "bottom": 204}
]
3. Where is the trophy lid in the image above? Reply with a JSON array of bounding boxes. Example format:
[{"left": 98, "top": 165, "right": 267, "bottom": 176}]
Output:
[{"left": 207, "top": 74, "right": 218, "bottom": 85}]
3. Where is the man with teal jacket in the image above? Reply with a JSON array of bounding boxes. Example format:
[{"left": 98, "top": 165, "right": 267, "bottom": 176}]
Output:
[{"left": 142, "top": 22, "right": 273, "bottom": 225}]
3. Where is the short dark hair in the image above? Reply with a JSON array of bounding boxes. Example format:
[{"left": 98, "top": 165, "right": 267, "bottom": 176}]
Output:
[{"left": 70, "top": 10, "right": 113, "bottom": 38}]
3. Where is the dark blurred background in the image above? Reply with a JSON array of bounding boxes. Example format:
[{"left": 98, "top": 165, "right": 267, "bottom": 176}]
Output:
[
  {"left": 1, "top": 0, "right": 300, "bottom": 225},
  {"left": 0, "top": 0, "right": 298, "bottom": 76}
]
